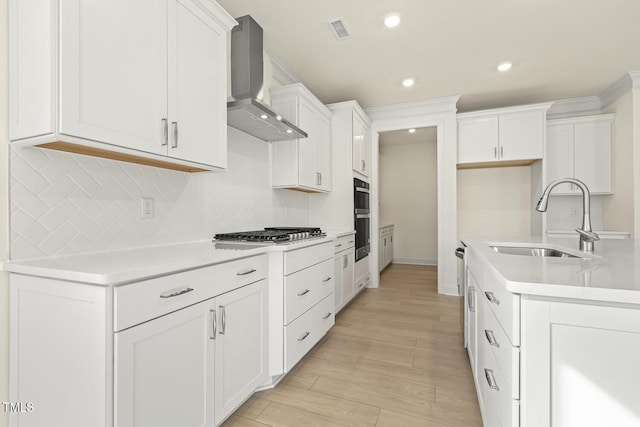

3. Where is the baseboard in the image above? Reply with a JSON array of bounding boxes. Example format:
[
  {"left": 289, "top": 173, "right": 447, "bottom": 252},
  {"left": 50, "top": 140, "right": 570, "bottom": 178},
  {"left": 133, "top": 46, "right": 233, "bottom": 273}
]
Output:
[{"left": 392, "top": 258, "right": 438, "bottom": 266}]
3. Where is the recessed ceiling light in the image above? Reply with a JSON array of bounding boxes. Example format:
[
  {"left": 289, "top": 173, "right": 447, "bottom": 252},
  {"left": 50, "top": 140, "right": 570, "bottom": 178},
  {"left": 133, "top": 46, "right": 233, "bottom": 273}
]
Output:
[
  {"left": 286, "top": 129, "right": 293, "bottom": 134},
  {"left": 402, "top": 78, "right": 414, "bottom": 87},
  {"left": 497, "top": 62, "right": 512, "bottom": 72},
  {"left": 384, "top": 15, "right": 400, "bottom": 28},
  {"left": 260, "top": 114, "right": 268, "bottom": 120},
  {"left": 408, "top": 128, "right": 416, "bottom": 133}
]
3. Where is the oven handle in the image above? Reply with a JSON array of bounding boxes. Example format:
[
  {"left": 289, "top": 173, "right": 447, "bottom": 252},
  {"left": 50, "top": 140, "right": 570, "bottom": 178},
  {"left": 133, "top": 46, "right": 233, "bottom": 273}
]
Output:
[
  {"left": 355, "top": 209, "right": 370, "bottom": 215},
  {"left": 355, "top": 187, "right": 370, "bottom": 194},
  {"left": 356, "top": 213, "right": 370, "bottom": 219}
]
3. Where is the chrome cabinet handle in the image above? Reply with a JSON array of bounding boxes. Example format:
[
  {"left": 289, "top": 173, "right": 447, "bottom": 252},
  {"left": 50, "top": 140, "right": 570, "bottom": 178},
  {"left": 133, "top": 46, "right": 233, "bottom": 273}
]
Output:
[
  {"left": 485, "top": 329, "right": 500, "bottom": 347},
  {"left": 319, "top": 172, "right": 322, "bottom": 185},
  {"left": 322, "top": 277, "right": 332, "bottom": 283},
  {"left": 171, "top": 121, "right": 178, "bottom": 148},
  {"left": 335, "top": 243, "right": 343, "bottom": 248},
  {"left": 161, "top": 118, "right": 168, "bottom": 146},
  {"left": 468, "top": 286, "right": 476, "bottom": 312},
  {"left": 347, "top": 240, "right": 354, "bottom": 244},
  {"left": 298, "top": 332, "right": 310, "bottom": 342},
  {"left": 297, "top": 289, "right": 310, "bottom": 296},
  {"left": 219, "top": 305, "right": 226, "bottom": 334},
  {"left": 357, "top": 282, "right": 364, "bottom": 289},
  {"left": 343, "top": 254, "right": 348, "bottom": 268},
  {"left": 500, "top": 146, "right": 504, "bottom": 158},
  {"left": 485, "top": 291, "right": 500, "bottom": 305},
  {"left": 494, "top": 147, "right": 497, "bottom": 158},
  {"left": 210, "top": 309, "right": 217, "bottom": 340},
  {"left": 361, "top": 159, "right": 365, "bottom": 171},
  {"left": 484, "top": 368, "right": 500, "bottom": 391},
  {"left": 237, "top": 268, "right": 257, "bottom": 276},
  {"left": 160, "top": 287, "right": 193, "bottom": 299},
  {"left": 322, "top": 312, "right": 332, "bottom": 320}
]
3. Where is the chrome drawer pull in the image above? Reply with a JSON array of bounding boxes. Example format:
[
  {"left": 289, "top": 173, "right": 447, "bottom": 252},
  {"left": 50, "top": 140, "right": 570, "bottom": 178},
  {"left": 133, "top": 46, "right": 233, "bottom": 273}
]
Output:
[
  {"left": 335, "top": 243, "right": 343, "bottom": 248},
  {"left": 237, "top": 268, "right": 257, "bottom": 276},
  {"left": 484, "top": 368, "right": 500, "bottom": 391},
  {"left": 298, "top": 332, "right": 310, "bottom": 342},
  {"left": 210, "top": 309, "right": 217, "bottom": 340},
  {"left": 322, "top": 312, "right": 332, "bottom": 320},
  {"left": 161, "top": 118, "right": 168, "bottom": 146},
  {"left": 160, "top": 287, "right": 194, "bottom": 299},
  {"left": 322, "top": 277, "right": 332, "bottom": 283},
  {"left": 485, "top": 291, "right": 500, "bottom": 305},
  {"left": 219, "top": 305, "right": 226, "bottom": 334},
  {"left": 171, "top": 121, "right": 178, "bottom": 148},
  {"left": 298, "top": 289, "right": 310, "bottom": 296},
  {"left": 484, "top": 329, "right": 500, "bottom": 347}
]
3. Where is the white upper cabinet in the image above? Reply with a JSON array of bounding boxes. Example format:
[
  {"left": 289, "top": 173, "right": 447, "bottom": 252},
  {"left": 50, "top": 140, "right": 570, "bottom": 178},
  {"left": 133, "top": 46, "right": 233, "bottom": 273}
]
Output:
[
  {"left": 546, "top": 114, "right": 615, "bottom": 195},
  {"left": 270, "top": 83, "right": 333, "bottom": 193},
  {"left": 352, "top": 111, "right": 371, "bottom": 178},
  {"left": 457, "top": 103, "right": 552, "bottom": 166},
  {"left": 10, "top": 0, "right": 236, "bottom": 172}
]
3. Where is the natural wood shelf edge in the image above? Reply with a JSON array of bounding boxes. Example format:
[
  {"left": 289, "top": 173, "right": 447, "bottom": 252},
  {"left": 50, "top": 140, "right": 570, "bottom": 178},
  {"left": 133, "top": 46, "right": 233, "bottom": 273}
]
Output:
[{"left": 457, "top": 159, "right": 540, "bottom": 170}]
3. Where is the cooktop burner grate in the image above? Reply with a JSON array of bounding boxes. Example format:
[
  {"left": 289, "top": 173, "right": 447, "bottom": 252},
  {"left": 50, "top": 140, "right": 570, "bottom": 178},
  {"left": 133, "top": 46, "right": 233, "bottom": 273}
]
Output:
[{"left": 213, "top": 227, "right": 325, "bottom": 243}]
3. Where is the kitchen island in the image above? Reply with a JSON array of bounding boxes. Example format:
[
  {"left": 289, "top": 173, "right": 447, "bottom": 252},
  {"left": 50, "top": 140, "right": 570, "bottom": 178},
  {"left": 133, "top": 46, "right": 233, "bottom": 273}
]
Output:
[{"left": 463, "top": 237, "right": 640, "bottom": 427}]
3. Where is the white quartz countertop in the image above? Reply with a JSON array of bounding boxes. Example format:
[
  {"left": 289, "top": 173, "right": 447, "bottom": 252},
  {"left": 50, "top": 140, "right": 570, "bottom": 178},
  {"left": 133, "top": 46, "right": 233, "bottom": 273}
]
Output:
[
  {"left": 2, "top": 236, "right": 336, "bottom": 286},
  {"left": 464, "top": 236, "right": 640, "bottom": 305}
]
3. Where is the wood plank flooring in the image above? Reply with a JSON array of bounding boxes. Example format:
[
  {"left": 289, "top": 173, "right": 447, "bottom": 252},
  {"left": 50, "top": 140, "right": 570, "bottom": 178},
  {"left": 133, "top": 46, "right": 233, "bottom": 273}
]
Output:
[{"left": 223, "top": 264, "right": 482, "bottom": 427}]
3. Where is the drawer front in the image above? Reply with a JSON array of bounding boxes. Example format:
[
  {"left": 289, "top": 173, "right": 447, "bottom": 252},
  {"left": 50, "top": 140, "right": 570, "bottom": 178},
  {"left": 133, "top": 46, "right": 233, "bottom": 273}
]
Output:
[
  {"left": 481, "top": 346, "right": 520, "bottom": 427},
  {"left": 354, "top": 275, "right": 369, "bottom": 294},
  {"left": 284, "top": 258, "right": 334, "bottom": 324},
  {"left": 114, "top": 255, "right": 267, "bottom": 331},
  {"left": 484, "top": 265, "right": 520, "bottom": 345},
  {"left": 334, "top": 235, "right": 355, "bottom": 253},
  {"left": 482, "top": 298, "right": 520, "bottom": 399},
  {"left": 284, "top": 241, "right": 333, "bottom": 275},
  {"left": 284, "top": 294, "right": 334, "bottom": 372}
]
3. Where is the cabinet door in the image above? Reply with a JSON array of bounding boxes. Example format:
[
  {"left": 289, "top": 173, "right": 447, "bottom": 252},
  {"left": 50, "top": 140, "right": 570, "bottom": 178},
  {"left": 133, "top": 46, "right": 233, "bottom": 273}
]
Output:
[
  {"left": 334, "top": 254, "right": 344, "bottom": 309},
  {"left": 298, "top": 98, "right": 318, "bottom": 188},
  {"left": 342, "top": 251, "right": 355, "bottom": 305},
  {"left": 114, "top": 300, "right": 215, "bottom": 427},
  {"left": 214, "top": 280, "right": 268, "bottom": 425},
  {"left": 458, "top": 117, "right": 499, "bottom": 163},
  {"left": 168, "top": 0, "right": 228, "bottom": 168},
  {"left": 574, "top": 120, "right": 613, "bottom": 194},
  {"left": 546, "top": 123, "right": 575, "bottom": 194},
  {"left": 499, "top": 110, "right": 544, "bottom": 161},
  {"left": 59, "top": 0, "right": 167, "bottom": 154},
  {"left": 315, "top": 113, "right": 332, "bottom": 191},
  {"left": 353, "top": 112, "right": 369, "bottom": 175}
]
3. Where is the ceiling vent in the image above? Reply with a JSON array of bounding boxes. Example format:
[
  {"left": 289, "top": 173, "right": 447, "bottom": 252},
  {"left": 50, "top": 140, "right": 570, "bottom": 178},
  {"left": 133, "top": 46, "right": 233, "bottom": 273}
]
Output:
[{"left": 327, "top": 17, "right": 352, "bottom": 40}]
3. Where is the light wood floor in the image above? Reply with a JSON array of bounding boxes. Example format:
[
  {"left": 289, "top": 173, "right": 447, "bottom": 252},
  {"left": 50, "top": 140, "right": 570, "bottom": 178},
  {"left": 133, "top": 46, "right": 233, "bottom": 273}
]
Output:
[{"left": 223, "top": 264, "right": 482, "bottom": 427}]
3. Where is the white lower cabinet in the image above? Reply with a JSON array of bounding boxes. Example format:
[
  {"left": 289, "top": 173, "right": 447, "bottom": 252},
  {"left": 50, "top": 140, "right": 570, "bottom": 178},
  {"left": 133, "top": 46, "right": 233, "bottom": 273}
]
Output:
[
  {"left": 116, "top": 278, "right": 268, "bottom": 427},
  {"left": 10, "top": 255, "right": 268, "bottom": 427},
  {"left": 379, "top": 225, "right": 394, "bottom": 272},
  {"left": 333, "top": 235, "right": 355, "bottom": 313},
  {"left": 521, "top": 297, "right": 640, "bottom": 427}
]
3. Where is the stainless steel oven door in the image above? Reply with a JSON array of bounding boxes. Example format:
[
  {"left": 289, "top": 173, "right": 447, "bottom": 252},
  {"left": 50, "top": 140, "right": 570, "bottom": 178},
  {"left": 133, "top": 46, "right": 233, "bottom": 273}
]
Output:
[{"left": 355, "top": 213, "right": 370, "bottom": 262}]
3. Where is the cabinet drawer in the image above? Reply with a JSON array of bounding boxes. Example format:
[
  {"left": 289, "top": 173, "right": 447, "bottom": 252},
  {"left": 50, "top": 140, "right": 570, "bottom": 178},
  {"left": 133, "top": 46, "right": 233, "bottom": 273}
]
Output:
[
  {"left": 334, "top": 235, "right": 355, "bottom": 253},
  {"left": 284, "top": 259, "right": 334, "bottom": 324},
  {"left": 284, "top": 241, "right": 333, "bottom": 275},
  {"left": 114, "top": 255, "right": 267, "bottom": 331},
  {"left": 483, "top": 265, "right": 520, "bottom": 346},
  {"left": 482, "top": 298, "right": 520, "bottom": 399},
  {"left": 481, "top": 347, "right": 520, "bottom": 427},
  {"left": 284, "top": 294, "right": 334, "bottom": 372}
]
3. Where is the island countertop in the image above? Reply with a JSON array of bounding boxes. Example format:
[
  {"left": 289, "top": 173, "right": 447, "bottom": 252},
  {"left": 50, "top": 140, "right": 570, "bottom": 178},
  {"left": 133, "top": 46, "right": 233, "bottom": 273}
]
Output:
[{"left": 463, "top": 236, "right": 640, "bottom": 305}]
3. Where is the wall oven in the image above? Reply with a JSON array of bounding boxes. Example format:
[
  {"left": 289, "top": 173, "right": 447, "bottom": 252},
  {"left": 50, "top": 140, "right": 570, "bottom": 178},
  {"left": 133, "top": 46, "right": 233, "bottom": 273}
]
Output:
[{"left": 354, "top": 178, "right": 370, "bottom": 262}]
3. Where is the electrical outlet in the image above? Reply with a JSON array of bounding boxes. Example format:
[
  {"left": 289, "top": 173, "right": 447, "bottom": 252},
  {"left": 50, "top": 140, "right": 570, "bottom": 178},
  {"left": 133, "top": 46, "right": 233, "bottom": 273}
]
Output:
[
  {"left": 140, "top": 197, "right": 154, "bottom": 219},
  {"left": 571, "top": 208, "right": 578, "bottom": 217}
]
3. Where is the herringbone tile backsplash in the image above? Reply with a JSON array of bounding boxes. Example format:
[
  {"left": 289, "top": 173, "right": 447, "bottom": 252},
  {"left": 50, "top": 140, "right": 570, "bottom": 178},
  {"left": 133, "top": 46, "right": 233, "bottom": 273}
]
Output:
[{"left": 10, "top": 129, "right": 309, "bottom": 260}]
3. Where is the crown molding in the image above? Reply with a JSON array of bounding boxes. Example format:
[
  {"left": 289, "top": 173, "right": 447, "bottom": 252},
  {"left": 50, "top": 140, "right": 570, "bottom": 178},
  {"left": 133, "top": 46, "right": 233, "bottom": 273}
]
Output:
[
  {"left": 270, "top": 55, "right": 301, "bottom": 85},
  {"left": 364, "top": 95, "right": 460, "bottom": 122},
  {"left": 546, "top": 96, "right": 602, "bottom": 118}
]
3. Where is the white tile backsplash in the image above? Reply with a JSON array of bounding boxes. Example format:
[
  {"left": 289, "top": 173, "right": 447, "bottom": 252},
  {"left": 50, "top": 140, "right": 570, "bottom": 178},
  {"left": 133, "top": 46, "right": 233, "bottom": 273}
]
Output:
[
  {"left": 10, "top": 127, "right": 310, "bottom": 260},
  {"left": 545, "top": 195, "right": 604, "bottom": 230}
]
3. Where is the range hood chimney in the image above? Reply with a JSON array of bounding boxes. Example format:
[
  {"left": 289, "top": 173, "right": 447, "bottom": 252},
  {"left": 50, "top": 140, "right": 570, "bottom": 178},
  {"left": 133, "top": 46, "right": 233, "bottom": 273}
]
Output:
[{"left": 227, "top": 15, "right": 307, "bottom": 141}]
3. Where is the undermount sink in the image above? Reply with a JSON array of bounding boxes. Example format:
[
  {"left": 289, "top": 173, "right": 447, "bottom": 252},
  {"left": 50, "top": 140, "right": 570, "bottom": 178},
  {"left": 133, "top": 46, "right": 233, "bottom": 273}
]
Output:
[{"left": 490, "top": 245, "right": 579, "bottom": 258}]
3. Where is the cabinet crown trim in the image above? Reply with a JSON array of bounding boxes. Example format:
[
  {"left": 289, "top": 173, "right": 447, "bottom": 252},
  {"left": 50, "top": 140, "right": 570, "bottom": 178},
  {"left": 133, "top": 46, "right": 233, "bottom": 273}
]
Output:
[
  {"left": 547, "top": 113, "right": 615, "bottom": 126},
  {"left": 270, "top": 83, "right": 333, "bottom": 119},
  {"left": 457, "top": 101, "right": 553, "bottom": 120}
]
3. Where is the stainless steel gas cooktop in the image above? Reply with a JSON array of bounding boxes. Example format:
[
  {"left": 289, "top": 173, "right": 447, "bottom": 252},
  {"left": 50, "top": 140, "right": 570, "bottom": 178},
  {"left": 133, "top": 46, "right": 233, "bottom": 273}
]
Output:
[{"left": 213, "top": 227, "right": 325, "bottom": 244}]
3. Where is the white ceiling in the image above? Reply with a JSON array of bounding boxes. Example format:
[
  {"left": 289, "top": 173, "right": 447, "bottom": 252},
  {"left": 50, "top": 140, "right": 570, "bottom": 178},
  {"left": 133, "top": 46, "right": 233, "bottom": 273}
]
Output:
[{"left": 216, "top": 0, "right": 640, "bottom": 112}]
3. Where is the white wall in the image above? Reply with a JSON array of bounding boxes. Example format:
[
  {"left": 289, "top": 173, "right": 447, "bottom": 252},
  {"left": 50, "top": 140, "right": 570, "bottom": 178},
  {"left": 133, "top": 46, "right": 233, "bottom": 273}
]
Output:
[
  {"left": 1, "top": 0, "right": 9, "bottom": 422},
  {"left": 457, "top": 166, "right": 532, "bottom": 239},
  {"left": 379, "top": 134, "right": 437, "bottom": 264}
]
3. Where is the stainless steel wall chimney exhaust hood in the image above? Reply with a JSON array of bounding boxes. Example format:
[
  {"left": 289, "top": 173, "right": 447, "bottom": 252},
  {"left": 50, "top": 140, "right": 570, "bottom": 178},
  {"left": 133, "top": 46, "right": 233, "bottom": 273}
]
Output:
[{"left": 227, "top": 15, "right": 307, "bottom": 142}]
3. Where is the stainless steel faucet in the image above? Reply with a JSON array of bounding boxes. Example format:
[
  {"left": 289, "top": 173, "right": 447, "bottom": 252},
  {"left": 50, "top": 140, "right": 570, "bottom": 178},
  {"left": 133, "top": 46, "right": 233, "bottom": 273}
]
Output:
[{"left": 536, "top": 178, "right": 600, "bottom": 252}]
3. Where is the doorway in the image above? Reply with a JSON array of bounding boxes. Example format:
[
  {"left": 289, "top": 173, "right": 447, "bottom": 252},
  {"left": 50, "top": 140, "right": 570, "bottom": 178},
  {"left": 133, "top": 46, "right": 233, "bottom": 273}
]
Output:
[{"left": 378, "top": 127, "right": 438, "bottom": 268}]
